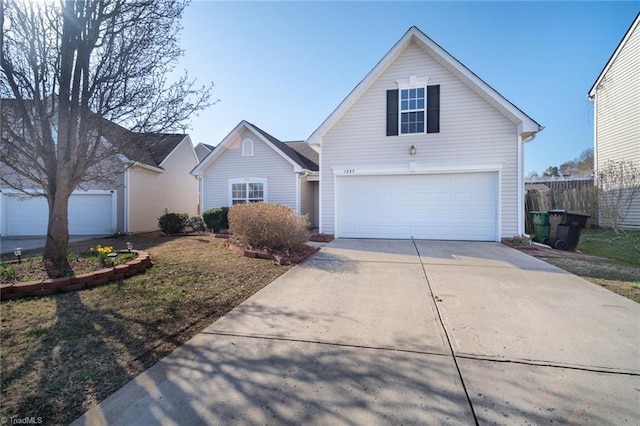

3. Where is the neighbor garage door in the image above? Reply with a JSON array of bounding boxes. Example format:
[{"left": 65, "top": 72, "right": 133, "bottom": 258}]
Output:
[
  {"left": 336, "top": 172, "right": 498, "bottom": 240},
  {"left": 3, "top": 191, "right": 115, "bottom": 236}
]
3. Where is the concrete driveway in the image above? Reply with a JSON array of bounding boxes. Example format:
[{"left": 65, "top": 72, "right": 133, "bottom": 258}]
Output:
[{"left": 73, "top": 239, "right": 640, "bottom": 425}]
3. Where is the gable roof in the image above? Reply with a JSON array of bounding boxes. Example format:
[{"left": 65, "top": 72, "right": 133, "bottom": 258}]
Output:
[
  {"left": 191, "top": 120, "right": 318, "bottom": 176},
  {"left": 130, "top": 133, "right": 188, "bottom": 168},
  {"left": 194, "top": 143, "right": 214, "bottom": 162},
  {"left": 249, "top": 124, "right": 318, "bottom": 171},
  {"left": 307, "top": 26, "right": 543, "bottom": 145},
  {"left": 285, "top": 141, "right": 319, "bottom": 168},
  {"left": 588, "top": 12, "right": 639, "bottom": 98}
]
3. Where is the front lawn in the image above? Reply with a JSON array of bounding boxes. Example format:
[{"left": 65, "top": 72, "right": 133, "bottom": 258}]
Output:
[
  {"left": 0, "top": 233, "right": 291, "bottom": 425},
  {"left": 541, "top": 228, "right": 640, "bottom": 303},
  {"left": 577, "top": 228, "right": 640, "bottom": 266}
]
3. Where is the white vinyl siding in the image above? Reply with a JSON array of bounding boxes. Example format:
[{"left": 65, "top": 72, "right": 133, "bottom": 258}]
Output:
[
  {"left": 593, "top": 22, "right": 640, "bottom": 229},
  {"left": 320, "top": 42, "right": 519, "bottom": 237},
  {"left": 201, "top": 128, "right": 298, "bottom": 211},
  {"left": 128, "top": 138, "right": 199, "bottom": 233}
]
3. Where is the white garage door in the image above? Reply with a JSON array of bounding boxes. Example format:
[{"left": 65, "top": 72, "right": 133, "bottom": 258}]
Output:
[
  {"left": 3, "top": 191, "right": 115, "bottom": 236},
  {"left": 336, "top": 172, "right": 498, "bottom": 241}
]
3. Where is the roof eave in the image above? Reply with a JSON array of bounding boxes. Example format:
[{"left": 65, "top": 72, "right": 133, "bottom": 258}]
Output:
[
  {"left": 306, "top": 26, "right": 542, "bottom": 144},
  {"left": 191, "top": 121, "right": 249, "bottom": 175},
  {"left": 587, "top": 13, "right": 639, "bottom": 99},
  {"left": 132, "top": 161, "right": 165, "bottom": 173},
  {"left": 307, "top": 27, "right": 415, "bottom": 145}
]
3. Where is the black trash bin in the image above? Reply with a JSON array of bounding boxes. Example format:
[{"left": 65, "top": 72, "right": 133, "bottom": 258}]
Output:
[
  {"left": 547, "top": 209, "right": 566, "bottom": 242},
  {"left": 562, "top": 212, "right": 590, "bottom": 228},
  {"left": 554, "top": 212, "right": 591, "bottom": 251}
]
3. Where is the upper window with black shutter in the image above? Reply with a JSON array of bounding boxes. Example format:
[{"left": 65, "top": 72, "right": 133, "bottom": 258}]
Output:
[{"left": 386, "top": 77, "right": 439, "bottom": 136}]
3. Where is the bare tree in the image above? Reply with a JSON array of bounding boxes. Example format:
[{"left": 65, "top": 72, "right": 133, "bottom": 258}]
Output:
[
  {"left": 1, "top": 0, "right": 213, "bottom": 276},
  {"left": 596, "top": 160, "right": 640, "bottom": 233}
]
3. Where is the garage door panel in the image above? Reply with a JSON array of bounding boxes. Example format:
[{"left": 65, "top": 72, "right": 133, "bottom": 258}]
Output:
[
  {"left": 3, "top": 192, "right": 114, "bottom": 236},
  {"left": 336, "top": 172, "right": 498, "bottom": 241},
  {"left": 5, "top": 195, "right": 49, "bottom": 235}
]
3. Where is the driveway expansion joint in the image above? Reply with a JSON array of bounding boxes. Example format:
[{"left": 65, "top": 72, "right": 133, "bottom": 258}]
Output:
[
  {"left": 413, "top": 239, "right": 480, "bottom": 426},
  {"left": 454, "top": 353, "right": 640, "bottom": 377},
  {"left": 202, "top": 331, "right": 452, "bottom": 358}
]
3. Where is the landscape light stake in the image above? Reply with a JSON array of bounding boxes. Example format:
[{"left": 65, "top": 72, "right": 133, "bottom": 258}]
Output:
[
  {"left": 126, "top": 242, "right": 133, "bottom": 252},
  {"left": 13, "top": 247, "right": 22, "bottom": 263}
]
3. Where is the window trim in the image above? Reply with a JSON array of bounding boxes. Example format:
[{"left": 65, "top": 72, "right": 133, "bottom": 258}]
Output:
[
  {"left": 242, "top": 138, "right": 254, "bottom": 157},
  {"left": 395, "top": 76, "right": 431, "bottom": 135},
  {"left": 228, "top": 178, "right": 267, "bottom": 205}
]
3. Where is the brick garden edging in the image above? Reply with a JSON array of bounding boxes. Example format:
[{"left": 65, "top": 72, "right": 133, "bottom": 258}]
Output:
[{"left": 0, "top": 250, "right": 152, "bottom": 301}]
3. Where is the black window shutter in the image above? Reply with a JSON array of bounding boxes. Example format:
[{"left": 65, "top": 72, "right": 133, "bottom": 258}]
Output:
[
  {"left": 427, "top": 85, "right": 440, "bottom": 133},
  {"left": 386, "top": 89, "right": 399, "bottom": 136}
]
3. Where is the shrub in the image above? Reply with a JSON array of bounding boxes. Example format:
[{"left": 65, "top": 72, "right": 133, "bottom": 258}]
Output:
[
  {"left": 187, "top": 215, "right": 207, "bottom": 233},
  {"left": 202, "top": 207, "right": 229, "bottom": 232},
  {"left": 158, "top": 212, "right": 189, "bottom": 234},
  {"left": 229, "top": 203, "right": 309, "bottom": 253}
]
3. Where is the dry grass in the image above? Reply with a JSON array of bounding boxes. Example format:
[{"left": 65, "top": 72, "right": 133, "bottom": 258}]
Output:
[
  {"left": 0, "top": 233, "right": 291, "bottom": 425},
  {"left": 539, "top": 228, "right": 640, "bottom": 304},
  {"left": 542, "top": 257, "right": 640, "bottom": 303}
]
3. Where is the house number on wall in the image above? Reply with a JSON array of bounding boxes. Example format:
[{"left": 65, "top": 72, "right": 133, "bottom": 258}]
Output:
[{"left": 343, "top": 169, "right": 355, "bottom": 174}]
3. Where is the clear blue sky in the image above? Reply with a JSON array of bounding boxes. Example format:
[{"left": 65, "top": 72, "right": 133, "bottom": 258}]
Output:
[{"left": 177, "top": 1, "right": 639, "bottom": 175}]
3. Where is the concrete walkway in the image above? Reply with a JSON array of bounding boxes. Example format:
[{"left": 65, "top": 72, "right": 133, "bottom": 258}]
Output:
[{"left": 73, "top": 239, "right": 640, "bottom": 425}]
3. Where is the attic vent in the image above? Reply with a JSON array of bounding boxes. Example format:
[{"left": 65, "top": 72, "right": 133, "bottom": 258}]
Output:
[{"left": 242, "top": 139, "right": 254, "bottom": 157}]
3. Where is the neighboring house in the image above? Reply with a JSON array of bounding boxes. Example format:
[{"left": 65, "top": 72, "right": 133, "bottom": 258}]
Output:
[
  {"left": 307, "top": 26, "right": 543, "bottom": 241},
  {"left": 191, "top": 120, "right": 319, "bottom": 227},
  {"left": 588, "top": 13, "right": 640, "bottom": 229},
  {"left": 1, "top": 128, "right": 199, "bottom": 236},
  {"left": 194, "top": 143, "right": 215, "bottom": 162}
]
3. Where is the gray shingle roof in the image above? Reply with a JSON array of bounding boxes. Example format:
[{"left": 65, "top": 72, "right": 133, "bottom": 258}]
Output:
[
  {"left": 248, "top": 123, "right": 318, "bottom": 171},
  {"left": 2, "top": 99, "right": 187, "bottom": 169},
  {"left": 133, "top": 133, "right": 186, "bottom": 167}
]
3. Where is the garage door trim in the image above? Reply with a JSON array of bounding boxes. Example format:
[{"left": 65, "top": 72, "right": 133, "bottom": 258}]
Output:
[
  {"left": 332, "top": 163, "right": 502, "bottom": 241},
  {"left": 1, "top": 189, "right": 117, "bottom": 236}
]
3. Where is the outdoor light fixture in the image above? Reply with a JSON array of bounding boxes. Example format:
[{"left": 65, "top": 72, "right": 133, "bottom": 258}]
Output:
[
  {"left": 13, "top": 247, "right": 22, "bottom": 263},
  {"left": 410, "top": 145, "right": 417, "bottom": 155},
  {"left": 126, "top": 242, "right": 133, "bottom": 252}
]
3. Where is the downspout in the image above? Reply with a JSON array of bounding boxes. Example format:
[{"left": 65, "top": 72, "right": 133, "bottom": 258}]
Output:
[
  {"left": 295, "top": 173, "right": 301, "bottom": 215},
  {"left": 520, "top": 128, "right": 542, "bottom": 237},
  {"left": 124, "top": 168, "right": 129, "bottom": 233}
]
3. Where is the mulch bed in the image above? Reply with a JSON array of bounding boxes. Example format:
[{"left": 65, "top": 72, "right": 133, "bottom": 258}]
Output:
[
  {"left": 227, "top": 242, "right": 320, "bottom": 265},
  {"left": 502, "top": 241, "right": 609, "bottom": 261},
  {"left": 309, "top": 233, "right": 335, "bottom": 243}
]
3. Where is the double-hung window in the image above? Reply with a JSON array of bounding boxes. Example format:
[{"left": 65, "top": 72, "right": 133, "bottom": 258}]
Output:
[
  {"left": 230, "top": 180, "right": 265, "bottom": 205},
  {"left": 400, "top": 87, "right": 425, "bottom": 134},
  {"left": 386, "top": 82, "right": 439, "bottom": 136}
]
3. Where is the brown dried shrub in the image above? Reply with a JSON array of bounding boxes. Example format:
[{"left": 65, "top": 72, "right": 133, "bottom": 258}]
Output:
[{"left": 229, "top": 203, "right": 310, "bottom": 253}]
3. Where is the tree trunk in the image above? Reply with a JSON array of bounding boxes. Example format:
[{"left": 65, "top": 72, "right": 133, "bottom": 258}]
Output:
[{"left": 43, "top": 189, "right": 72, "bottom": 278}]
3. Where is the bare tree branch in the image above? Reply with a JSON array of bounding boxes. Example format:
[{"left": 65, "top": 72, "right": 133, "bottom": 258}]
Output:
[{"left": 1, "top": 0, "right": 213, "bottom": 275}]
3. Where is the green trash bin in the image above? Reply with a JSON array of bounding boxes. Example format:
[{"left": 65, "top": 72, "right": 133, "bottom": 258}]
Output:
[{"left": 530, "top": 211, "right": 550, "bottom": 243}]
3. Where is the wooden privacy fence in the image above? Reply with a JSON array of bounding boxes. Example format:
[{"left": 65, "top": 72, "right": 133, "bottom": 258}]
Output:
[{"left": 524, "top": 179, "right": 598, "bottom": 234}]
